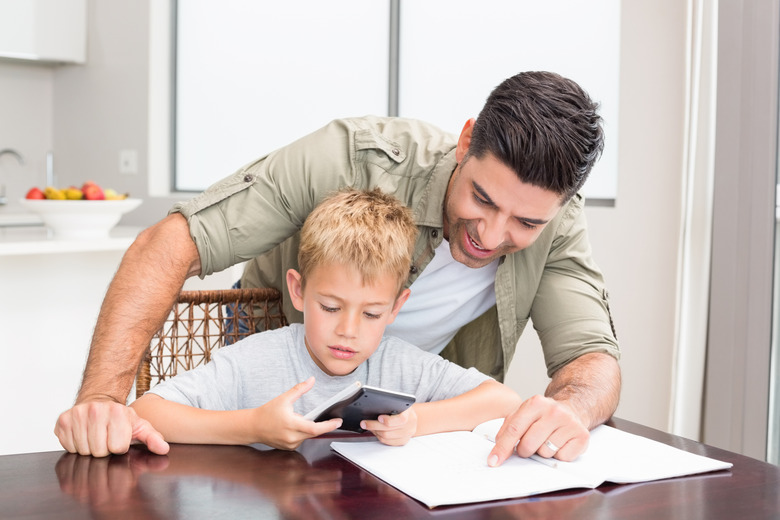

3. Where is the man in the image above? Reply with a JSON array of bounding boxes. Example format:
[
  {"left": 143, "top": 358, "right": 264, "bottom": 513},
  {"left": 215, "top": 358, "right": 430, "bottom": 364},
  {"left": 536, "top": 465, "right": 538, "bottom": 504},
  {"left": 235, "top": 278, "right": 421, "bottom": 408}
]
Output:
[{"left": 55, "top": 71, "right": 621, "bottom": 465}]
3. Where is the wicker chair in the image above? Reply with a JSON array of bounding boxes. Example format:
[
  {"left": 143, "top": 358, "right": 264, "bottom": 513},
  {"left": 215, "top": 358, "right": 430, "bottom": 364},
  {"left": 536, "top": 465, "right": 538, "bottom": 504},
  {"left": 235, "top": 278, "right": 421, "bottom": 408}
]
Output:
[{"left": 135, "top": 287, "right": 288, "bottom": 399}]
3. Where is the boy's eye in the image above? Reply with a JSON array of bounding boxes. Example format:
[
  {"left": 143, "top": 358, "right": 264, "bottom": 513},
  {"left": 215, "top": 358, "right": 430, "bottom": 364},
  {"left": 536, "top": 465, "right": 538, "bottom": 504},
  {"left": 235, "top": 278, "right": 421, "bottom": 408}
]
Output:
[
  {"left": 320, "top": 304, "right": 339, "bottom": 313},
  {"left": 364, "top": 312, "right": 382, "bottom": 320}
]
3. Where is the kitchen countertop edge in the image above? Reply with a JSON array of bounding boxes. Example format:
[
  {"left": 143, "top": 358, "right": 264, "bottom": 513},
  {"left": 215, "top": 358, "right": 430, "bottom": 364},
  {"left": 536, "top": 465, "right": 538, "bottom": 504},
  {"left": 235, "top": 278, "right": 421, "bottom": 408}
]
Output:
[{"left": 0, "top": 226, "right": 142, "bottom": 256}]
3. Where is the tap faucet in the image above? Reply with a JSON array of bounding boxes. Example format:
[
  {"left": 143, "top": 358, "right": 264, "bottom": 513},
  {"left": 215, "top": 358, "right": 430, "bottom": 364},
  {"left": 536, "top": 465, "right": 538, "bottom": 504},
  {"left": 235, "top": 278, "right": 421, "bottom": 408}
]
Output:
[
  {"left": 0, "top": 149, "right": 25, "bottom": 165},
  {"left": 0, "top": 148, "right": 26, "bottom": 206}
]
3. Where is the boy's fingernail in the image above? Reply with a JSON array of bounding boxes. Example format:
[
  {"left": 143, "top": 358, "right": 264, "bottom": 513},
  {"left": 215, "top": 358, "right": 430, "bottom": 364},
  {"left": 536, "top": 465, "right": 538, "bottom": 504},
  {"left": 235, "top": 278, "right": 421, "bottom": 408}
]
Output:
[
  {"left": 487, "top": 454, "right": 498, "bottom": 467},
  {"left": 360, "top": 421, "right": 366, "bottom": 430}
]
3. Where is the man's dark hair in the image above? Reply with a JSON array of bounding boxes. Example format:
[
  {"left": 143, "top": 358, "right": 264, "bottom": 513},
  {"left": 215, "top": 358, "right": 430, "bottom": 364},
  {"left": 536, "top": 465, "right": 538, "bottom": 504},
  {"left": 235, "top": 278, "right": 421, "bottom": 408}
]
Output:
[{"left": 467, "top": 71, "right": 604, "bottom": 202}]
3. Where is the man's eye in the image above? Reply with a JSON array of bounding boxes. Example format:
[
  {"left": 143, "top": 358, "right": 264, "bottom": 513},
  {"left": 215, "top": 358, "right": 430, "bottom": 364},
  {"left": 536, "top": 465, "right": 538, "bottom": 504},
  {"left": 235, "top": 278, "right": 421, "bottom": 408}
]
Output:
[
  {"left": 519, "top": 221, "right": 538, "bottom": 230},
  {"left": 473, "top": 193, "right": 489, "bottom": 205},
  {"left": 320, "top": 304, "right": 339, "bottom": 313}
]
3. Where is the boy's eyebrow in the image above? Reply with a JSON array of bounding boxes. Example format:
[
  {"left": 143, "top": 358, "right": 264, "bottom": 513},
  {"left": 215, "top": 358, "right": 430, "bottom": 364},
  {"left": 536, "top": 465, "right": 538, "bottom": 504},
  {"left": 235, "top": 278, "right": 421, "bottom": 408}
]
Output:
[
  {"left": 472, "top": 181, "right": 551, "bottom": 226},
  {"left": 319, "top": 292, "right": 393, "bottom": 307}
]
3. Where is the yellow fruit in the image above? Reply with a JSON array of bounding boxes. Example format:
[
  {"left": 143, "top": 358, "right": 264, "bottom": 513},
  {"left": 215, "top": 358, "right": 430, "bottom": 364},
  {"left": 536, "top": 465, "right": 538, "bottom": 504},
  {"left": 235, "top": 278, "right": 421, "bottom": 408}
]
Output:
[
  {"left": 44, "top": 186, "right": 66, "bottom": 200},
  {"left": 104, "top": 188, "right": 128, "bottom": 200},
  {"left": 64, "top": 187, "right": 83, "bottom": 200}
]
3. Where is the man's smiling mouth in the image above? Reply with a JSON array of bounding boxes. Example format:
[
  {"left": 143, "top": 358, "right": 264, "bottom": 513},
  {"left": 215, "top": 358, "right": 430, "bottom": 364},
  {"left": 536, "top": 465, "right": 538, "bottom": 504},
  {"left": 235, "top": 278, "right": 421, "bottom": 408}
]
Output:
[{"left": 468, "top": 233, "right": 488, "bottom": 251}]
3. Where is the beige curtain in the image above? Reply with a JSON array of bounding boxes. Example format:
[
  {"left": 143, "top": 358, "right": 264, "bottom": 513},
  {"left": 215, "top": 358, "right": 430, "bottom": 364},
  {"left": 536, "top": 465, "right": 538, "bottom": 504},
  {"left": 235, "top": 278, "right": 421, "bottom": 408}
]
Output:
[{"left": 670, "top": 0, "right": 718, "bottom": 440}]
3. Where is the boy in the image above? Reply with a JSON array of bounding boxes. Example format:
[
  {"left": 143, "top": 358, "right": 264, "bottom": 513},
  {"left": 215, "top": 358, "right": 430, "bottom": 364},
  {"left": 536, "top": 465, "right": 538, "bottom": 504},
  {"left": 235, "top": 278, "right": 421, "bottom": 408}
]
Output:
[{"left": 131, "top": 188, "right": 522, "bottom": 450}]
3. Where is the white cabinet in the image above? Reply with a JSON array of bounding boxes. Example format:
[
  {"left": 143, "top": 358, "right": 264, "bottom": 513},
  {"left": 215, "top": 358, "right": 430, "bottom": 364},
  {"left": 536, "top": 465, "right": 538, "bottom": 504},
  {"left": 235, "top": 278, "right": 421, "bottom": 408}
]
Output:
[
  {"left": 0, "top": 226, "right": 247, "bottom": 455},
  {"left": 0, "top": 0, "right": 86, "bottom": 64}
]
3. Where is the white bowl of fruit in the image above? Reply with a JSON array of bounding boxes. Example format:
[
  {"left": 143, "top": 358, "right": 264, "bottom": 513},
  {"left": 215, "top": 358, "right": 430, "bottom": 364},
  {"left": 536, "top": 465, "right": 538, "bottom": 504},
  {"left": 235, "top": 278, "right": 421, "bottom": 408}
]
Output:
[{"left": 20, "top": 182, "right": 142, "bottom": 239}]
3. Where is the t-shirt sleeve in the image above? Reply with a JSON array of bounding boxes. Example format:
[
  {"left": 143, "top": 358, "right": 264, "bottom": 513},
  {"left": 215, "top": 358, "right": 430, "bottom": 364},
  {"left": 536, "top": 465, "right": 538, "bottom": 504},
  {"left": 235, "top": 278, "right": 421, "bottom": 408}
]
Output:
[
  {"left": 373, "top": 337, "right": 492, "bottom": 402},
  {"left": 145, "top": 345, "right": 246, "bottom": 410}
]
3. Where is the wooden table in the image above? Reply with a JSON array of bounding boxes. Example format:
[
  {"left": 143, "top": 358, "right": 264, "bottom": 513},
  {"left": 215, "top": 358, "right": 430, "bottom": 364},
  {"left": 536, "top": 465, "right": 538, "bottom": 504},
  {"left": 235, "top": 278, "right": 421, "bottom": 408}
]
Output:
[{"left": 1, "top": 418, "right": 778, "bottom": 519}]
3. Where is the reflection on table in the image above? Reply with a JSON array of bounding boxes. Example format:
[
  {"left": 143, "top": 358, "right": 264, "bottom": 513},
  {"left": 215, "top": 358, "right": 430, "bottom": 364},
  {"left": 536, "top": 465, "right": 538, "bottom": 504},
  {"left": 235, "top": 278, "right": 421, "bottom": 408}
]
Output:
[{"left": 1, "top": 419, "right": 779, "bottom": 519}]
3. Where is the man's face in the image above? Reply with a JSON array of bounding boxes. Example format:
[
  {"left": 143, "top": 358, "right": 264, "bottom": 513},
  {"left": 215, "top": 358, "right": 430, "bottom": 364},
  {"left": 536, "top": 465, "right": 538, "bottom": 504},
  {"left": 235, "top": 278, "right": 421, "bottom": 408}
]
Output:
[
  {"left": 443, "top": 152, "right": 563, "bottom": 269},
  {"left": 287, "top": 264, "right": 409, "bottom": 377}
]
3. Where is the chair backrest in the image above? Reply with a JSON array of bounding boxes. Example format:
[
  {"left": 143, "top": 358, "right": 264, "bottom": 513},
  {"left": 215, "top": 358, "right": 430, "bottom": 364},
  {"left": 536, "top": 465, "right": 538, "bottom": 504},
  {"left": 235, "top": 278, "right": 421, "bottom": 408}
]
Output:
[{"left": 135, "top": 288, "right": 287, "bottom": 399}]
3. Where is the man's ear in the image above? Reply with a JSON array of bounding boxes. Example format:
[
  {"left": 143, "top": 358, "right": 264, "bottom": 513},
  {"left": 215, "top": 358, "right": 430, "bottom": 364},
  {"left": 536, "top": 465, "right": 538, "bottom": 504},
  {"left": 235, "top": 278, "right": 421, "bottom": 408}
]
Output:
[
  {"left": 286, "top": 269, "right": 305, "bottom": 312},
  {"left": 455, "top": 118, "right": 475, "bottom": 163},
  {"left": 387, "top": 288, "right": 411, "bottom": 324}
]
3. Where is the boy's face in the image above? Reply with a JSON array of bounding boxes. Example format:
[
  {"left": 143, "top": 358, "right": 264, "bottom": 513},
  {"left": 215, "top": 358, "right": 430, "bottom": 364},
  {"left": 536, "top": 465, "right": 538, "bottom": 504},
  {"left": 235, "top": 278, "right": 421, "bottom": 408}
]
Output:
[
  {"left": 286, "top": 264, "right": 410, "bottom": 377},
  {"left": 443, "top": 119, "right": 563, "bottom": 269}
]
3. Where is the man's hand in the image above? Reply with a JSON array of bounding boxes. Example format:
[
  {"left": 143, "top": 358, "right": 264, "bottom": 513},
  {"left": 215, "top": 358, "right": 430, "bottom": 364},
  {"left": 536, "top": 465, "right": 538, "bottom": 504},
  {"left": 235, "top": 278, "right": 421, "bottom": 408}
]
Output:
[
  {"left": 487, "top": 395, "right": 589, "bottom": 466},
  {"left": 55, "top": 398, "right": 169, "bottom": 457},
  {"left": 487, "top": 352, "right": 620, "bottom": 467},
  {"left": 254, "top": 377, "right": 343, "bottom": 450},
  {"left": 361, "top": 407, "right": 418, "bottom": 446}
]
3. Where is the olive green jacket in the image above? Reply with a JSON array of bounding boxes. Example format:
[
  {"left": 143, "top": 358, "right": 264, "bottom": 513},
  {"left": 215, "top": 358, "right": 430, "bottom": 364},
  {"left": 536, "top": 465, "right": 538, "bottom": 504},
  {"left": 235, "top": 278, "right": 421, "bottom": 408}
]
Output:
[{"left": 173, "top": 116, "right": 620, "bottom": 382}]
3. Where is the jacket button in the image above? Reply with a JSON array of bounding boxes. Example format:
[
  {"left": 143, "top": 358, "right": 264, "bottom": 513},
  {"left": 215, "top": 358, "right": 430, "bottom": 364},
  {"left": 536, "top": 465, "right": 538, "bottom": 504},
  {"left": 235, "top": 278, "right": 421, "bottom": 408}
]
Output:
[
  {"left": 243, "top": 174, "right": 254, "bottom": 182},
  {"left": 392, "top": 148, "right": 400, "bottom": 156},
  {"left": 431, "top": 230, "right": 438, "bottom": 238},
  {"left": 410, "top": 265, "right": 418, "bottom": 274}
]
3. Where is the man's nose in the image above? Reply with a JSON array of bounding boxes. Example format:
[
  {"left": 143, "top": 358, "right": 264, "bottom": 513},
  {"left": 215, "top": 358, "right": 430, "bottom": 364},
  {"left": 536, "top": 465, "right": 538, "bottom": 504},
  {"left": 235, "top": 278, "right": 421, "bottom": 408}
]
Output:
[{"left": 478, "top": 215, "right": 509, "bottom": 250}]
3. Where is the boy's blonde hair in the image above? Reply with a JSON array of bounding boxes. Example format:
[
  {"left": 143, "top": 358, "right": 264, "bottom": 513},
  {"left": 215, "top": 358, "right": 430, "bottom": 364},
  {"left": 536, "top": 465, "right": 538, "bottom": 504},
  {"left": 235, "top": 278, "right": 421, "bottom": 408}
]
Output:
[{"left": 298, "top": 188, "right": 418, "bottom": 292}]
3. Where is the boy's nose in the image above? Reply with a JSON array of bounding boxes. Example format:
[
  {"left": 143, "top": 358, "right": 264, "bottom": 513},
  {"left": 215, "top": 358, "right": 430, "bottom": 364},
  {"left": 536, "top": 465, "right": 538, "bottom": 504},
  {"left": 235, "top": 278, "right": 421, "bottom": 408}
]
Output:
[{"left": 336, "top": 312, "right": 359, "bottom": 338}]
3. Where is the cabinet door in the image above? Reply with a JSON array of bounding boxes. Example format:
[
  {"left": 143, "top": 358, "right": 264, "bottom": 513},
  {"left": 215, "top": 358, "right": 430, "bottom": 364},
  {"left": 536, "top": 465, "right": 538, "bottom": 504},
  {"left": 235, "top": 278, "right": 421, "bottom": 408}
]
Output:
[{"left": 0, "top": 0, "right": 86, "bottom": 63}]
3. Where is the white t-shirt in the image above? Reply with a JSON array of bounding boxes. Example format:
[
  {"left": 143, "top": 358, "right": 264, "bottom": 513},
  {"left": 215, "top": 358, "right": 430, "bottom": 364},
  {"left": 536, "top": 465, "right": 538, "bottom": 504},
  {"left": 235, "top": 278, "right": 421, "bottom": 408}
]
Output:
[{"left": 385, "top": 240, "right": 498, "bottom": 354}]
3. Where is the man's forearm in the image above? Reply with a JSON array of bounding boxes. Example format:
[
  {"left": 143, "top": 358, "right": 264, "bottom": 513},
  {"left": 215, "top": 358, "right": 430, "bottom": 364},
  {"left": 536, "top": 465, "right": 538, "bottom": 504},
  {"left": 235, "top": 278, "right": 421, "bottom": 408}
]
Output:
[
  {"left": 77, "top": 214, "right": 201, "bottom": 404},
  {"left": 545, "top": 352, "right": 621, "bottom": 430}
]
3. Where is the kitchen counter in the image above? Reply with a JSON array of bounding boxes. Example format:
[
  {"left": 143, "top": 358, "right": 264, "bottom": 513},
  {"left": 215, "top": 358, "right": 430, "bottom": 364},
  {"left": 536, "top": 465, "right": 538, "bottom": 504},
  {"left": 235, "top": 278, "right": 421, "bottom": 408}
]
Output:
[
  {"left": 0, "top": 227, "right": 246, "bottom": 456},
  {"left": 0, "top": 228, "right": 144, "bottom": 455},
  {"left": 0, "top": 225, "right": 142, "bottom": 256}
]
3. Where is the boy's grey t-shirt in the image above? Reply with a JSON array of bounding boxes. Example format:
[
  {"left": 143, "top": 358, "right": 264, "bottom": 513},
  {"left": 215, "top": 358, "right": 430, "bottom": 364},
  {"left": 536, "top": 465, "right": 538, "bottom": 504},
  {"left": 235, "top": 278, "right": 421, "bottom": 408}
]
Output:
[{"left": 147, "top": 323, "right": 491, "bottom": 415}]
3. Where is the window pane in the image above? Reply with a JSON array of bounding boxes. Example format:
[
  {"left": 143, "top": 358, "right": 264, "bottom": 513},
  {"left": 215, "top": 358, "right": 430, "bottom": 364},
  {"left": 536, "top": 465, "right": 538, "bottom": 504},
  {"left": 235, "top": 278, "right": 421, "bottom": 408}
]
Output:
[
  {"left": 176, "top": 0, "right": 390, "bottom": 191},
  {"left": 398, "top": 0, "right": 620, "bottom": 200}
]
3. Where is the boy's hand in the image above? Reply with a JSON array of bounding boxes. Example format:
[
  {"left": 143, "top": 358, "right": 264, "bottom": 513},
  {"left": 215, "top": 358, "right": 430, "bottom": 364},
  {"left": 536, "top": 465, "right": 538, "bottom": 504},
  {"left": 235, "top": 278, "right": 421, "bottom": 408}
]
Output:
[
  {"left": 360, "top": 407, "right": 418, "bottom": 446},
  {"left": 254, "top": 377, "right": 342, "bottom": 450}
]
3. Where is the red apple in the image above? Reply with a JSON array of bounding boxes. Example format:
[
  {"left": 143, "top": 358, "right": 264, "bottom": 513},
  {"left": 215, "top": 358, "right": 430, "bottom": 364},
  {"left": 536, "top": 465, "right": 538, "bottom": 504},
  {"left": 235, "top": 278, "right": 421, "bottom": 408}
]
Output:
[
  {"left": 25, "top": 187, "right": 45, "bottom": 199},
  {"left": 81, "top": 181, "right": 105, "bottom": 200}
]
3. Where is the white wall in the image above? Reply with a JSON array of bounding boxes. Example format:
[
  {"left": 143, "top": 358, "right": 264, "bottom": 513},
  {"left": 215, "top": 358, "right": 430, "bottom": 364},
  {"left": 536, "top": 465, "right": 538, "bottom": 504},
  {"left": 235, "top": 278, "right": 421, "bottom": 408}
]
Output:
[
  {"left": 0, "top": 62, "right": 53, "bottom": 207},
  {"left": 1, "top": 0, "right": 687, "bottom": 437}
]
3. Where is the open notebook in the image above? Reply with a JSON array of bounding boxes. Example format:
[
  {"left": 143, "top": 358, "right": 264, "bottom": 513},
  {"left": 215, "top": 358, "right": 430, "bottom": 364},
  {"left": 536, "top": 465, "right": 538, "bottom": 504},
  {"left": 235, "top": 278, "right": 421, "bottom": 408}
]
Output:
[{"left": 330, "top": 418, "right": 732, "bottom": 508}]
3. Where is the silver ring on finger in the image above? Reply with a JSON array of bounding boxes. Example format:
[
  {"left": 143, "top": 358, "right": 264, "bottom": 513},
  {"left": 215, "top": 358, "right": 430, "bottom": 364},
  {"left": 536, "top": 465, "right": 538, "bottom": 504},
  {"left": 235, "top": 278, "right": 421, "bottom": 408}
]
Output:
[{"left": 544, "top": 439, "right": 560, "bottom": 453}]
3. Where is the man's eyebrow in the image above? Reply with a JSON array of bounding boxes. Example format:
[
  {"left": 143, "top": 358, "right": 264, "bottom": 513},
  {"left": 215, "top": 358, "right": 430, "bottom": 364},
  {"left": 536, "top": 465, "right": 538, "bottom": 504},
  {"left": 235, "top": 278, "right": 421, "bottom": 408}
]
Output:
[
  {"left": 472, "top": 181, "right": 550, "bottom": 226},
  {"left": 472, "top": 181, "right": 497, "bottom": 207},
  {"left": 518, "top": 215, "right": 550, "bottom": 226}
]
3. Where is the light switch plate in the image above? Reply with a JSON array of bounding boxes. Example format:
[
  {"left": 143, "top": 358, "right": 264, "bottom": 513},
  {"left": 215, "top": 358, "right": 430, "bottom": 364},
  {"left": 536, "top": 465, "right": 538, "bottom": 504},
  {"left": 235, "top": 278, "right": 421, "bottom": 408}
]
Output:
[{"left": 119, "top": 149, "right": 138, "bottom": 174}]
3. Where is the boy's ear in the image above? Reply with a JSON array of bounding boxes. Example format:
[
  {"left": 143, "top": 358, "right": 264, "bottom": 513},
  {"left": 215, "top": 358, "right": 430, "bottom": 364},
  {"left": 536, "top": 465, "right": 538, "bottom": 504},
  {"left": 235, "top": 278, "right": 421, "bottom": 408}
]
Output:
[
  {"left": 387, "top": 288, "right": 411, "bottom": 324},
  {"left": 286, "top": 269, "right": 305, "bottom": 312},
  {"left": 455, "top": 118, "right": 475, "bottom": 163}
]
